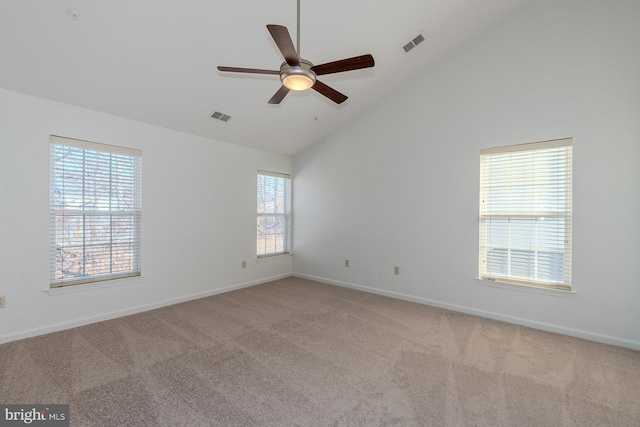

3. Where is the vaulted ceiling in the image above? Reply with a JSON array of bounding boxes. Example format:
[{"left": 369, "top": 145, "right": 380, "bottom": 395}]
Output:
[{"left": 0, "top": 0, "right": 529, "bottom": 155}]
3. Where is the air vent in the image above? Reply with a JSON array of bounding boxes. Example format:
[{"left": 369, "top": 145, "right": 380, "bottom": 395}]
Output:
[
  {"left": 402, "top": 32, "right": 426, "bottom": 53},
  {"left": 403, "top": 42, "right": 415, "bottom": 53},
  {"left": 210, "top": 111, "right": 231, "bottom": 122}
]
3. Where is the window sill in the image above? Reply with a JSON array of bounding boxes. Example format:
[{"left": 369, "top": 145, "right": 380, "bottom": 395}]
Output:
[
  {"left": 255, "top": 253, "right": 292, "bottom": 263},
  {"left": 475, "top": 278, "right": 576, "bottom": 297},
  {"left": 46, "top": 275, "right": 145, "bottom": 296}
]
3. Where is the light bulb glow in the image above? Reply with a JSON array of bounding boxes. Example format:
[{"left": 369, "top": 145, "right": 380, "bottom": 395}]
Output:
[{"left": 283, "top": 74, "right": 314, "bottom": 91}]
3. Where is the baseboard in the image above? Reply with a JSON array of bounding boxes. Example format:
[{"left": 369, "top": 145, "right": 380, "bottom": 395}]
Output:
[
  {"left": 293, "top": 273, "right": 640, "bottom": 351},
  {"left": 0, "top": 273, "right": 292, "bottom": 345}
]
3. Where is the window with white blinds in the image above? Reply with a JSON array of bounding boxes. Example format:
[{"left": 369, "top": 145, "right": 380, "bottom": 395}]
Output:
[
  {"left": 479, "top": 138, "right": 572, "bottom": 291},
  {"left": 257, "top": 170, "right": 291, "bottom": 258},
  {"left": 50, "top": 136, "right": 142, "bottom": 288}
]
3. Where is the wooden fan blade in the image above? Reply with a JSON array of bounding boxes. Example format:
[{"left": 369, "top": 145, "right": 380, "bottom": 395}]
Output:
[
  {"left": 217, "top": 66, "right": 280, "bottom": 75},
  {"left": 268, "top": 86, "right": 291, "bottom": 104},
  {"left": 267, "top": 25, "right": 299, "bottom": 66},
  {"left": 312, "top": 80, "right": 348, "bottom": 104},
  {"left": 311, "top": 54, "right": 375, "bottom": 76}
]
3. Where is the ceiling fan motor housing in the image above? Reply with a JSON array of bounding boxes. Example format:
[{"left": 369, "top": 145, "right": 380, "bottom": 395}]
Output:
[{"left": 280, "top": 59, "right": 316, "bottom": 91}]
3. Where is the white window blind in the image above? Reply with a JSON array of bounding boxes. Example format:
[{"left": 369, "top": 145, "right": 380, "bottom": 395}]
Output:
[
  {"left": 257, "top": 170, "right": 291, "bottom": 258},
  {"left": 50, "top": 135, "right": 142, "bottom": 288},
  {"left": 479, "top": 138, "right": 572, "bottom": 290}
]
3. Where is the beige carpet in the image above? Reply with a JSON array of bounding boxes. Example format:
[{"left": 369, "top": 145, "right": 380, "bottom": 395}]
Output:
[{"left": 1, "top": 277, "right": 639, "bottom": 426}]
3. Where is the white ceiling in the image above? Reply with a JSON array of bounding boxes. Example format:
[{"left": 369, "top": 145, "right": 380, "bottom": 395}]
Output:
[{"left": 0, "top": 0, "right": 529, "bottom": 156}]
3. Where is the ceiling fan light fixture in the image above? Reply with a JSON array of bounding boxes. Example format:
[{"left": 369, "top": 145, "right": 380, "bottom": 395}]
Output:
[
  {"left": 280, "top": 59, "right": 316, "bottom": 91},
  {"left": 282, "top": 74, "right": 314, "bottom": 91}
]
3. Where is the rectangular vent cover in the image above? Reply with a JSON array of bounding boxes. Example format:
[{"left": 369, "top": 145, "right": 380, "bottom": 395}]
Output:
[
  {"left": 402, "top": 32, "right": 426, "bottom": 53},
  {"left": 210, "top": 111, "right": 231, "bottom": 122},
  {"left": 412, "top": 33, "right": 425, "bottom": 46}
]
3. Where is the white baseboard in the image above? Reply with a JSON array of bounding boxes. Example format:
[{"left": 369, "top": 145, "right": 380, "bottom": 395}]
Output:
[
  {"left": 293, "top": 273, "right": 640, "bottom": 351},
  {"left": 0, "top": 273, "right": 292, "bottom": 345}
]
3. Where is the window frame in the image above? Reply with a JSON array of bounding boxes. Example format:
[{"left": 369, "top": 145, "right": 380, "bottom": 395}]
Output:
[
  {"left": 479, "top": 138, "right": 572, "bottom": 291},
  {"left": 49, "top": 135, "right": 142, "bottom": 288},
  {"left": 256, "top": 170, "right": 291, "bottom": 259}
]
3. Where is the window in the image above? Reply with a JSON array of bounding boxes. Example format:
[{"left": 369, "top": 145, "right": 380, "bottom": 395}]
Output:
[
  {"left": 479, "top": 138, "right": 572, "bottom": 290},
  {"left": 50, "top": 136, "right": 142, "bottom": 288},
  {"left": 257, "top": 170, "right": 291, "bottom": 258}
]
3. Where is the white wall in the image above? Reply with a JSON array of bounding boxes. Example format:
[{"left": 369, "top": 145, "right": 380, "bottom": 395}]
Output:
[
  {"left": 0, "top": 88, "right": 292, "bottom": 343},
  {"left": 293, "top": 0, "right": 640, "bottom": 349}
]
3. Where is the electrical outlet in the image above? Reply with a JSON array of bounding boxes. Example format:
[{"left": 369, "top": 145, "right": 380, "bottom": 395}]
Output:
[
  {"left": 0, "top": 295, "right": 5, "bottom": 308},
  {"left": 241, "top": 261, "right": 247, "bottom": 269},
  {"left": 394, "top": 266, "right": 400, "bottom": 275},
  {"left": 344, "top": 259, "right": 350, "bottom": 268}
]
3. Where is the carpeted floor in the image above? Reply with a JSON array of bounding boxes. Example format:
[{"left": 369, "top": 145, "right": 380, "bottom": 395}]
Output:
[{"left": 1, "top": 277, "right": 639, "bottom": 426}]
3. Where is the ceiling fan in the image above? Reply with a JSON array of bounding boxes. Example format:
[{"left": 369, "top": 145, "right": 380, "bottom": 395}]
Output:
[{"left": 217, "top": 0, "right": 374, "bottom": 105}]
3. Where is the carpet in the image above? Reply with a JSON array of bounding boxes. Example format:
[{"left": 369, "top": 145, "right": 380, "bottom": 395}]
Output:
[{"left": 1, "top": 277, "right": 639, "bottom": 426}]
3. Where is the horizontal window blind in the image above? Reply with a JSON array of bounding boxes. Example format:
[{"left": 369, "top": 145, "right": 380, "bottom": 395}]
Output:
[
  {"left": 257, "top": 170, "right": 291, "bottom": 258},
  {"left": 50, "top": 136, "right": 142, "bottom": 288},
  {"left": 479, "top": 138, "right": 572, "bottom": 290}
]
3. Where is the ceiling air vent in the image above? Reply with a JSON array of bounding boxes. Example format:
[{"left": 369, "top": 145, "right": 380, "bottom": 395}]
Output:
[
  {"left": 210, "top": 111, "right": 231, "bottom": 122},
  {"left": 402, "top": 32, "right": 426, "bottom": 53}
]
